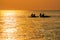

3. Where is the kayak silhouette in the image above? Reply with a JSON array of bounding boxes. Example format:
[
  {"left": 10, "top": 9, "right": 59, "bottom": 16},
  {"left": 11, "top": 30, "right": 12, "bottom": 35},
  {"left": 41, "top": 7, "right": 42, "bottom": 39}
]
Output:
[
  {"left": 39, "top": 13, "right": 51, "bottom": 18},
  {"left": 30, "top": 13, "right": 51, "bottom": 18},
  {"left": 30, "top": 13, "right": 39, "bottom": 17}
]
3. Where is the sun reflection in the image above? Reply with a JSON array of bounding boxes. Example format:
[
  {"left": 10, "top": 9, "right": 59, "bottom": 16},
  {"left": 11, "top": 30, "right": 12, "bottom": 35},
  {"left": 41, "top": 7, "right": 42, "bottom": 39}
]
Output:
[
  {"left": 6, "top": 38, "right": 16, "bottom": 40},
  {"left": 1, "top": 10, "right": 17, "bottom": 40},
  {"left": 3, "top": 28, "right": 17, "bottom": 33},
  {"left": 1, "top": 10, "right": 16, "bottom": 16}
]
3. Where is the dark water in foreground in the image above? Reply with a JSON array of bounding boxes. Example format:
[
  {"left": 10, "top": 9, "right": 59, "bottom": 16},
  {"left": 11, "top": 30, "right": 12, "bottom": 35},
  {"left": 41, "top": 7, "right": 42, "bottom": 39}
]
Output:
[{"left": 0, "top": 10, "right": 60, "bottom": 40}]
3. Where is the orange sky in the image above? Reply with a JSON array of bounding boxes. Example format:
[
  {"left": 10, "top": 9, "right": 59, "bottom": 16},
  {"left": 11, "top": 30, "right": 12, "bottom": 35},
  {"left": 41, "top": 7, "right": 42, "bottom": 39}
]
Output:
[{"left": 0, "top": 0, "right": 60, "bottom": 10}]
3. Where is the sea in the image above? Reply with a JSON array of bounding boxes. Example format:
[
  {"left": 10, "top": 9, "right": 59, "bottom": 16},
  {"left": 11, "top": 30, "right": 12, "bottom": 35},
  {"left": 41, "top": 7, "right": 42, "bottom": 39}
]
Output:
[{"left": 0, "top": 10, "right": 60, "bottom": 40}]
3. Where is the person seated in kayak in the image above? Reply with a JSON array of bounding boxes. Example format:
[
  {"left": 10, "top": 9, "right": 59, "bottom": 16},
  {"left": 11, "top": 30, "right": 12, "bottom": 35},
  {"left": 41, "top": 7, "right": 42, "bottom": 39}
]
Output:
[
  {"left": 40, "top": 13, "right": 44, "bottom": 17},
  {"left": 40, "top": 13, "right": 50, "bottom": 17},
  {"left": 31, "top": 13, "right": 36, "bottom": 17}
]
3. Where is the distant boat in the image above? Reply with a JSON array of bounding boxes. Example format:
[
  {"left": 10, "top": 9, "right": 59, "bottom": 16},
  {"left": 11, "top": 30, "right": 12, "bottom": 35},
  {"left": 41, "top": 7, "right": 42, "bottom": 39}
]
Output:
[
  {"left": 39, "top": 13, "right": 51, "bottom": 18},
  {"left": 31, "top": 13, "right": 35, "bottom": 17},
  {"left": 30, "top": 13, "right": 38, "bottom": 18},
  {"left": 29, "top": 13, "right": 50, "bottom": 18}
]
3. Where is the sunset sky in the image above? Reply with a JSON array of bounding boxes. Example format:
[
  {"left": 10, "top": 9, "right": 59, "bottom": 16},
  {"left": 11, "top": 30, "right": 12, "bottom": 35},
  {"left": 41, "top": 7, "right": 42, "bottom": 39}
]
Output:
[{"left": 0, "top": 0, "right": 60, "bottom": 10}]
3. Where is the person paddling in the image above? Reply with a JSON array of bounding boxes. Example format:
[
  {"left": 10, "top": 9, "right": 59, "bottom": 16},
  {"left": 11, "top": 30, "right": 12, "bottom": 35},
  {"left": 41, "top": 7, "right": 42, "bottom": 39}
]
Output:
[{"left": 31, "top": 13, "right": 35, "bottom": 17}]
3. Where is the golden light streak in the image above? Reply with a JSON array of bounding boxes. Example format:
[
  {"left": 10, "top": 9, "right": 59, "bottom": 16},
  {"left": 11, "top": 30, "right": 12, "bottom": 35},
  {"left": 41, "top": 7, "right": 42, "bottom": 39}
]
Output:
[
  {"left": 1, "top": 10, "right": 17, "bottom": 40},
  {"left": 1, "top": 10, "right": 16, "bottom": 16}
]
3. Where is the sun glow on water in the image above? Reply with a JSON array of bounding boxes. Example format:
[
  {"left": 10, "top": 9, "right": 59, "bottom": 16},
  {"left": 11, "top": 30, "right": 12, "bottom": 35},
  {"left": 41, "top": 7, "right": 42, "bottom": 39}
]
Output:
[
  {"left": 1, "top": 10, "right": 17, "bottom": 40},
  {"left": 1, "top": 10, "right": 16, "bottom": 16}
]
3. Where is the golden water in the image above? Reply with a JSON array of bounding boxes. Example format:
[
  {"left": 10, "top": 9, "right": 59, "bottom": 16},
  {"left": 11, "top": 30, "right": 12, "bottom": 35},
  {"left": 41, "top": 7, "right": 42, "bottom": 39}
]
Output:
[
  {"left": 0, "top": 10, "right": 60, "bottom": 40},
  {"left": 0, "top": 10, "right": 44, "bottom": 40}
]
